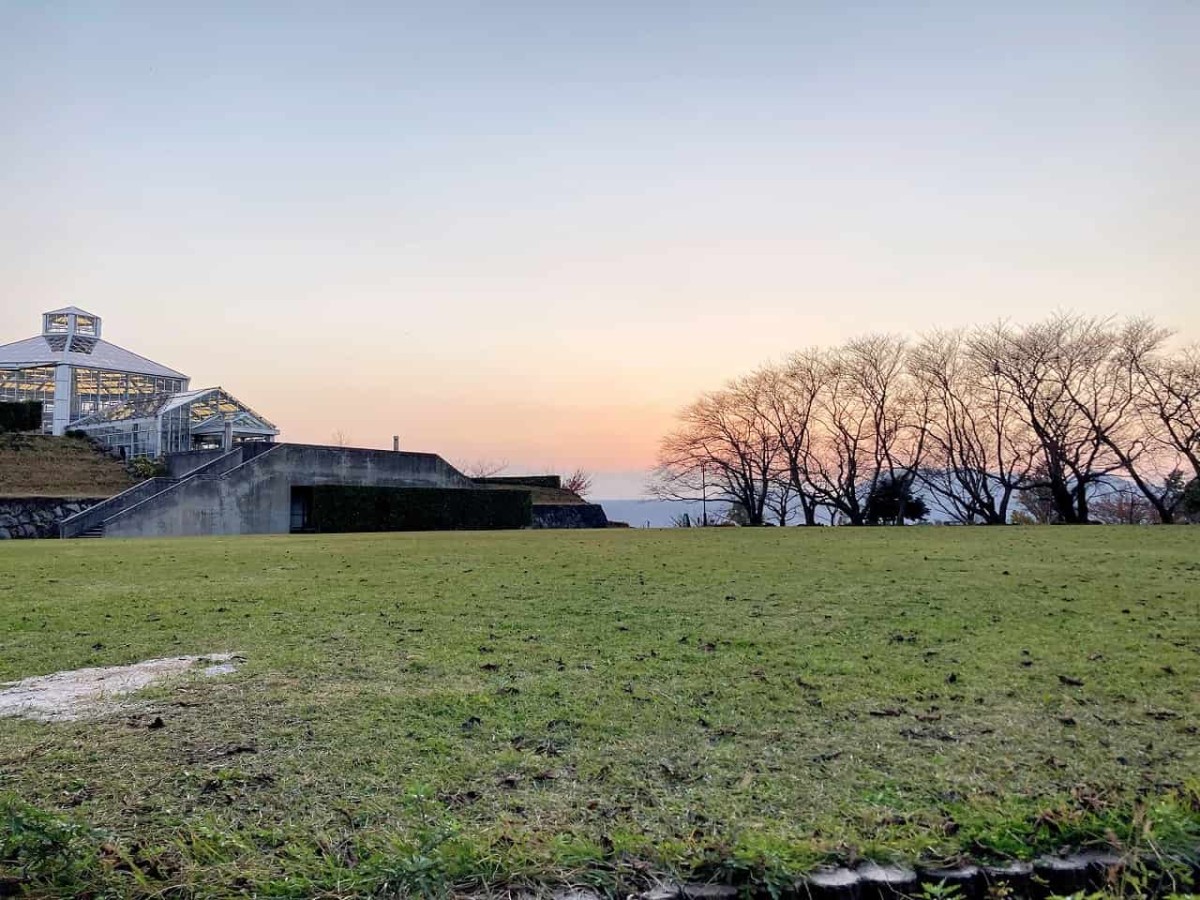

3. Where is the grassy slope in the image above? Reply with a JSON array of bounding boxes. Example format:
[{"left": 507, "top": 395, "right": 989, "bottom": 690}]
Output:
[
  {"left": 0, "top": 528, "right": 1197, "bottom": 896},
  {"left": 0, "top": 434, "right": 136, "bottom": 498}
]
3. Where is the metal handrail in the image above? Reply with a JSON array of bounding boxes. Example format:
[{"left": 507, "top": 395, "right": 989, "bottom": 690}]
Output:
[
  {"left": 96, "top": 444, "right": 282, "bottom": 531},
  {"left": 59, "top": 477, "right": 177, "bottom": 537},
  {"left": 59, "top": 446, "right": 251, "bottom": 537}
]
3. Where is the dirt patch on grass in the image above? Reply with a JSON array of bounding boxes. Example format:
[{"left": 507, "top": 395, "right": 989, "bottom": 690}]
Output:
[{"left": 0, "top": 654, "right": 242, "bottom": 722}]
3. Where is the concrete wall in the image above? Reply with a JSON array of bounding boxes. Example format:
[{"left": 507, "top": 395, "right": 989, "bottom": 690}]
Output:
[
  {"left": 163, "top": 444, "right": 273, "bottom": 478},
  {"left": 163, "top": 449, "right": 226, "bottom": 478},
  {"left": 0, "top": 497, "right": 106, "bottom": 539},
  {"left": 103, "top": 444, "right": 474, "bottom": 538}
]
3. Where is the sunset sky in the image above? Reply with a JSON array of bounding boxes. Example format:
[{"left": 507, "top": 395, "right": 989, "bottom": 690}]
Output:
[{"left": 2, "top": 3, "right": 1197, "bottom": 497}]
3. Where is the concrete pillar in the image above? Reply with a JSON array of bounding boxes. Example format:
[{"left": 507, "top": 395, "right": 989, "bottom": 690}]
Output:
[
  {"left": 393, "top": 435, "right": 399, "bottom": 452},
  {"left": 223, "top": 415, "right": 234, "bottom": 451},
  {"left": 51, "top": 364, "right": 73, "bottom": 435}
]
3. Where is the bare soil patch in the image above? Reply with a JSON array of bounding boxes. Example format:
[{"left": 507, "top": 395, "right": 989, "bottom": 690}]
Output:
[{"left": 0, "top": 653, "right": 241, "bottom": 721}]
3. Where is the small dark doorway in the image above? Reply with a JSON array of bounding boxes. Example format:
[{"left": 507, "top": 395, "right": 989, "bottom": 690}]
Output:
[{"left": 290, "top": 486, "right": 314, "bottom": 533}]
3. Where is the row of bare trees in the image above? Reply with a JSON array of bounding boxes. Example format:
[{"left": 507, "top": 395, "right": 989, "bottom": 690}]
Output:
[{"left": 651, "top": 314, "right": 1200, "bottom": 525}]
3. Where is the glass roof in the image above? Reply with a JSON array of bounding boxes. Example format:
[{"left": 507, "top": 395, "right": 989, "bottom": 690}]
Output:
[
  {"left": 0, "top": 308, "right": 186, "bottom": 378},
  {"left": 0, "top": 334, "right": 187, "bottom": 379},
  {"left": 69, "top": 387, "right": 277, "bottom": 432}
]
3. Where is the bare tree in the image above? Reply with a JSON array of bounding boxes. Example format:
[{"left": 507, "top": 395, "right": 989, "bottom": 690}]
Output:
[
  {"left": 803, "top": 351, "right": 873, "bottom": 525},
  {"left": 1055, "top": 319, "right": 1189, "bottom": 523},
  {"left": 758, "top": 353, "right": 827, "bottom": 525},
  {"left": 650, "top": 376, "right": 782, "bottom": 525},
  {"left": 1015, "top": 463, "right": 1061, "bottom": 524},
  {"left": 563, "top": 468, "right": 594, "bottom": 497},
  {"left": 970, "top": 316, "right": 1121, "bottom": 524},
  {"left": 766, "top": 476, "right": 794, "bottom": 526},
  {"left": 1090, "top": 485, "right": 1155, "bottom": 525},
  {"left": 457, "top": 458, "right": 509, "bottom": 478},
  {"left": 1126, "top": 337, "right": 1200, "bottom": 480},
  {"left": 656, "top": 312, "right": 1195, "bottom": 527},
  {"left": 801, "top": 336, "right": 921, "bottom": 525},
  {"left": 910, "top": 330, "right": 1036, "bottom": 524},
  {"left": 846, "top": 334, "right": 929, "bottom": 524}
]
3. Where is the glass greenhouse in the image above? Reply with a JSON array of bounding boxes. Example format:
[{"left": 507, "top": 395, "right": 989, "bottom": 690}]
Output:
[{"left": 0, "top": 307, "right": 277, "bottom": 457}]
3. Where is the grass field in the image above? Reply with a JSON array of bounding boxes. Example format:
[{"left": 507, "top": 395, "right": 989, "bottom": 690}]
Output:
[{"left": 1, "top": 527, "right": 1197, "bottom": 897}]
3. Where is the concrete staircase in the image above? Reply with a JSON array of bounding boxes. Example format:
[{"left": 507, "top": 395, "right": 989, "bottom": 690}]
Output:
[{"left": 59, "top": 447, "right": 260, "bottom": 538}]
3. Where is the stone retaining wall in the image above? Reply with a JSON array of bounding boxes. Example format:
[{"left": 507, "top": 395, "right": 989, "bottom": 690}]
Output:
[{"left": 0, "top": 497, "right": 105, "bottom": 539}]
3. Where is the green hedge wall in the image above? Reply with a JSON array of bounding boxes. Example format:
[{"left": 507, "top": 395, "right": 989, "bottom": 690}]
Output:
[
  {"left": 0, "top": 401, "right": 43, "bottom": 433},
  {"left": 309, "top": 485, "right": 532, "bottom": 532}
]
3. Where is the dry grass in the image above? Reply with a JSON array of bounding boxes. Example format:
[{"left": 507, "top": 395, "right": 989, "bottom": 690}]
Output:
[{"left": 0, "top": 434, "right": 136, "bottom": 498}]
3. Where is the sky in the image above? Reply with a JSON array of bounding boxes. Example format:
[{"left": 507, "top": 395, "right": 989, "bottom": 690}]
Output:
[{"left": 2, "top": 2, "right": 1197, "bottom": 497}]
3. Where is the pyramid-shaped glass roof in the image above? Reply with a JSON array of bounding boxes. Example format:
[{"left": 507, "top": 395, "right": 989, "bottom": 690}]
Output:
[{"left": 0, "top": 308, "right": 188, "bottom": 379}]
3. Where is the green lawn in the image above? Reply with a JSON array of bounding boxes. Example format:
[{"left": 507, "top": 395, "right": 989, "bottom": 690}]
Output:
[{"left": 1, "top": 527, "right": 1197, "bottom": 897}]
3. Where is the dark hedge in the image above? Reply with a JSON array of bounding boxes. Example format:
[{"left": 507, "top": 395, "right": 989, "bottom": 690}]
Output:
[
  {"left": 474, "top": 475, "right": 562, "bottom": 489},
  {"left": 309, "top": 485, "right": 532, "bottom": 532},
  {"left": 0, "top": 401, "right": 43, "bottom": 433}
]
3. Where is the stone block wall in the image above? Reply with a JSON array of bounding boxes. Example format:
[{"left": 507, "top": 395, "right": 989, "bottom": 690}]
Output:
[{"left": 0, "top": 497, "right": 106, "bottom": 539}]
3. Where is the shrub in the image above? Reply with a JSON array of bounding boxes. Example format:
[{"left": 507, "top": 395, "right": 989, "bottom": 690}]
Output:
[
  {"left": 127, "top": 456, "right": 168, "bottom": 479},
  {"left": 0, "top": 401, "right": 42, "bottom": 433},
  {"left": 1182, "top": 478, "right": 1200, "bottom": 523},
  {"left": 865, "top": 475, "right": 929, "bottom": 524},
  {"left": 309, "top": 486, "right": 532, "bottom": 532}
]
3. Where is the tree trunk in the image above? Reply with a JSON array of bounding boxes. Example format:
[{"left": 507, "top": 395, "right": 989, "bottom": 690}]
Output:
[{"left": 1049, "top": 476, "right": 1079, "bottom": 524}]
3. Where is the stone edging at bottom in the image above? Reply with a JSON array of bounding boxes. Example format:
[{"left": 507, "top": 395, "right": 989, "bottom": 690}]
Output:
[{"left": 626, "top": 850, "right": 1200, "bottom": 899}]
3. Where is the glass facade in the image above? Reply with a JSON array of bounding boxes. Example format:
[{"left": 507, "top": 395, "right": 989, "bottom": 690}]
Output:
[
  {"left": 70, "top": 368, "right": 185, "bottom": 419},
  {"left": 0, "top": 366, "right": 57, "bottom": 432},
  {"left": 77, "top": 419, "right": 157, "bottom": 459},
  {"left": 71, "top": 388, "right": 277, "bottom": 458},
  {"left": 0, "top": 366, "right": 185, "bottom": 433},
  {"left": 160, "top": 404, "right": 191, "bottom": 455}
]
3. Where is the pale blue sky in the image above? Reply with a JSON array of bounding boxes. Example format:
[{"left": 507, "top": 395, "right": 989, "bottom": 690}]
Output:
[{"left": 2, "top": 2, "right": 1197, "bottom": 496}]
